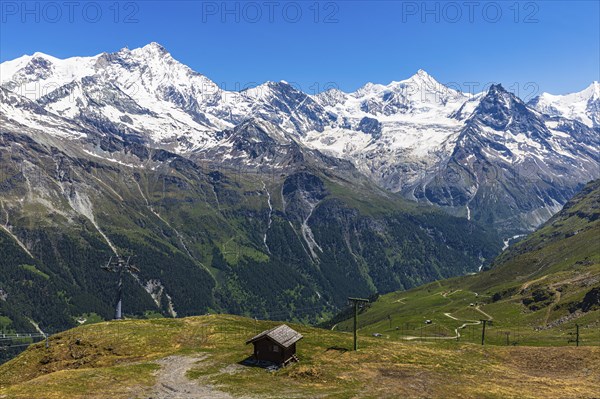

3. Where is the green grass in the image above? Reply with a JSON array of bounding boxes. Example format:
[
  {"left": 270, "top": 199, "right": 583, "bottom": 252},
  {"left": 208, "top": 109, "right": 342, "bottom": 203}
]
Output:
[
  {"left": 1, "top": 362, "right": 159, "bottom": 399},
  {"left": 1, "top": 315, "right": 599, "bottom": 399},
  {"left": 333, "top": 180, "right": 600, "bottom": 347},
  {"left": 333, "top": 265, "right": 600, "bottom": 346},
  {"left": 19, "top": 264, "right": 50, "bottom": 280}
]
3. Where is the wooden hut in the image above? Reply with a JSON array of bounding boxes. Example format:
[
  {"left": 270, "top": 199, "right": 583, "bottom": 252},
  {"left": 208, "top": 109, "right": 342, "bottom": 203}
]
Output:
[{"left": 246, "top": 324, "right": 303, "bottom": 365}]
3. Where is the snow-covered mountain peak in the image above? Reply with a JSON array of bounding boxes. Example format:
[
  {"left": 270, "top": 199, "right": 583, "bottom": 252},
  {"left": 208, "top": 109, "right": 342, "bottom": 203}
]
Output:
[
  {"left": 537, "top": 81, "right": 600, "bottom": 102},
  {"left": 348, "top": 70, "right": 466, "bottom": 118},
  {"left": 104, "top": 43, "right": 182, "bottom": 73},
  {"left": 21, "top": 55, "right": 54, "bottom": 76},
  {"left": 30, "top": 51, "right": 56, "bottom": 60},
  {"left": 0, "top": 55, "right": 32, "bottom": 82},
  {"left": 1, "top": 51, "right": 100, "bottom": 100},
  {"left": 400, "top": 69, "right": 440, "bottom": 86},
  {"left": 126, "top": 42, "right": 174, "bottom": 63},
  {"left": 236, "top": 80, "right": 334, "bottom": 135},
  {"left": 473, "top": 84, "right": 535, "bottom": 124},
  {"left": 463, "top": 83, "right": 557, "bottom": 149},
  {"left": 0, "top": 43, "right": 207, "bottom": 102},
  {"left": 314, "top": 88, "right": 348, "bottom": 107},
  {"left": 0, "top": 52, "right": 56, "bottom": 77},
  {"left": 144, "top": 41, "right": 169, "bottom": 53},
  {"left": 482, "top": 83, "right": 513, "bottom": 105},
  {"left": 244, "top": 80, "right": 290, "bottom": 91},
  {"left": 352, "top": 70, "right": 445, "bottom": 97},
  {"left": 529, "top": 81, "right": 600, "bottom": 128},
  {"left": 1, "top": 44, "right": 598, "bottom": 238},
  {"left": 477, "top": 83, "right": 544, "bottom": 117},
  {"left": 353, "top": 82, "right": 387, "bottom": 97},
  {"left": 586, "top": 81, "right": 600, "bottom": 98}
]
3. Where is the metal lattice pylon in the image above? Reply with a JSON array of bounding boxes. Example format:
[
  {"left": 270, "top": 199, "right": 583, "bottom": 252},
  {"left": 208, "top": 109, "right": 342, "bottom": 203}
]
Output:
[{"left": 101, "top": 256, "right": 139, "bottom": 320}]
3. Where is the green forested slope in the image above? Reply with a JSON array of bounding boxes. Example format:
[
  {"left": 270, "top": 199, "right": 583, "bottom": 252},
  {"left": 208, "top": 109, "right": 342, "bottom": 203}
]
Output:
[{"left": 0, "top": 129, "right": 500, "bottom": 337}]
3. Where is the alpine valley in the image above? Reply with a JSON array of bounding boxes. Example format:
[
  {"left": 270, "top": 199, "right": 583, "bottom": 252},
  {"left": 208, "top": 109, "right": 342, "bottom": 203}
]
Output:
[{"left": 0, "top": 43, "right": 598, "bottom": 336}]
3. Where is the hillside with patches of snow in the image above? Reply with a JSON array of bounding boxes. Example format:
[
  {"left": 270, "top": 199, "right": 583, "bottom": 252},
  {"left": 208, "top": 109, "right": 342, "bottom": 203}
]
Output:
[{"left": 1, "top": 42, "right": 598, "bottom": 236}]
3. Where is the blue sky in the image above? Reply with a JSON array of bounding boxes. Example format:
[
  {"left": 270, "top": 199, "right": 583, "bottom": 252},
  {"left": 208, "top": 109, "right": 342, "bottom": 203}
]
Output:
[{"left": 1, "top": 1, "right": 598, "bottom": 96}]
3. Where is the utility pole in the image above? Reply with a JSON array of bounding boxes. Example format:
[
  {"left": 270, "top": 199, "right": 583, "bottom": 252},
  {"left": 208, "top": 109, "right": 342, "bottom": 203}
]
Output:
[
  {"left": 480, "top": 319, "right": 488, "bottom": 345},
  {"left": 348, "top": 297, "right": 369, "bottom": 351},
  {"left": 101, "top": 256, "right": 139, "bottom": 320},
  {"left": 568, "top": 324, "right": 581, "bottom": 347}
]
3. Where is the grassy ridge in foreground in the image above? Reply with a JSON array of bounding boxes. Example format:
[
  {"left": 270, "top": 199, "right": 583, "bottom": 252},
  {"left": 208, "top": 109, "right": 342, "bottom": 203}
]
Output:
[{"left": 0, "top": 315, "right": 599, "bottom": 399}]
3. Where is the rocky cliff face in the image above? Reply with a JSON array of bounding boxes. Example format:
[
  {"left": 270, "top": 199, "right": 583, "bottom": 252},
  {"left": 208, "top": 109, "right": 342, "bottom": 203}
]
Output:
[
  {"left": 1, "top": 46, "right": 597, "bottom": 238},
  {"left": 402, "top": 85, "right": 599, "bottom": 233}
]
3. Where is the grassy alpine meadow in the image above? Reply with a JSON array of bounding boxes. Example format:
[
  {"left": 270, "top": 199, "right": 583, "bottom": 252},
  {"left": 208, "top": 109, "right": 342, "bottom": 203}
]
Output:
[
  {"left": 331, "top": 180, "right": 600, "bottom": 347},
  {"left": 332, "top": 271, "right": 600, "bottom": 347},
  {"left": 0, "top": 315, "right": 599, "bottom": 399}
]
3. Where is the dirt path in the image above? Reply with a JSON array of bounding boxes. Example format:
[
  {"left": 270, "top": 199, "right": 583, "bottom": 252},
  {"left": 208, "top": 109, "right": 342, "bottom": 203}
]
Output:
[
  {"left": 441, "top": 290, "right": 462, "bottom": 298},
  {"left": 150, "top": 355, "right": 236, "bottom": 399},
  {"left": 444, "top": 313, "right": 481, "bottom": 339},
  {"left": 475, "top": 306, "right": 493, "bottom": 321},
  {"left": 520, "top": 274, "right": 548, "bottom": 291},
  {"left": 400, "top": 313, "right": 480, "bottom": 341},
  {"left": 543, "top": 286, "right": 561, "bottom": 325}
]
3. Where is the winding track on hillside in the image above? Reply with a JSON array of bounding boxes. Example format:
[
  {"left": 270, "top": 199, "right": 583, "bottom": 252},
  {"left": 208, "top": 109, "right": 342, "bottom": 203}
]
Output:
[
  {"left": 399, "top": 295, "right": 493, "bottom": 341},
  {"left": 399, "top": 313, "right": 482, "bottom": 341},
  {"left": 446, "top": 314, "right": 482, "bottom": 339},
  {"left": 475, "top": 305, "right": 493, "bottom": 321},
  {"left": 521, "top": 275, "right": 548, "bottom": 291}
]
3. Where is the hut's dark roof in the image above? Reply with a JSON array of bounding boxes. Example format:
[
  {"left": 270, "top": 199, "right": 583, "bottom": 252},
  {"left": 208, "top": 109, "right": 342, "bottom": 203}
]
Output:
[{"left": 246, "top": 324, "right": 303, "bottom": 348}]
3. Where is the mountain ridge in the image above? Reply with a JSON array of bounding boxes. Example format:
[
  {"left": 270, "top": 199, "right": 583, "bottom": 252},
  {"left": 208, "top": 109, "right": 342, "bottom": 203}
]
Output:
[
  {"left": 0, "top": 85, "right": 502, "bottom": 336},
  {"left": 1, "top": 43, "right": 598, "bottom": 237},
  {"left": 0, "top": 43, "right": 597, "bottom": 336}
]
